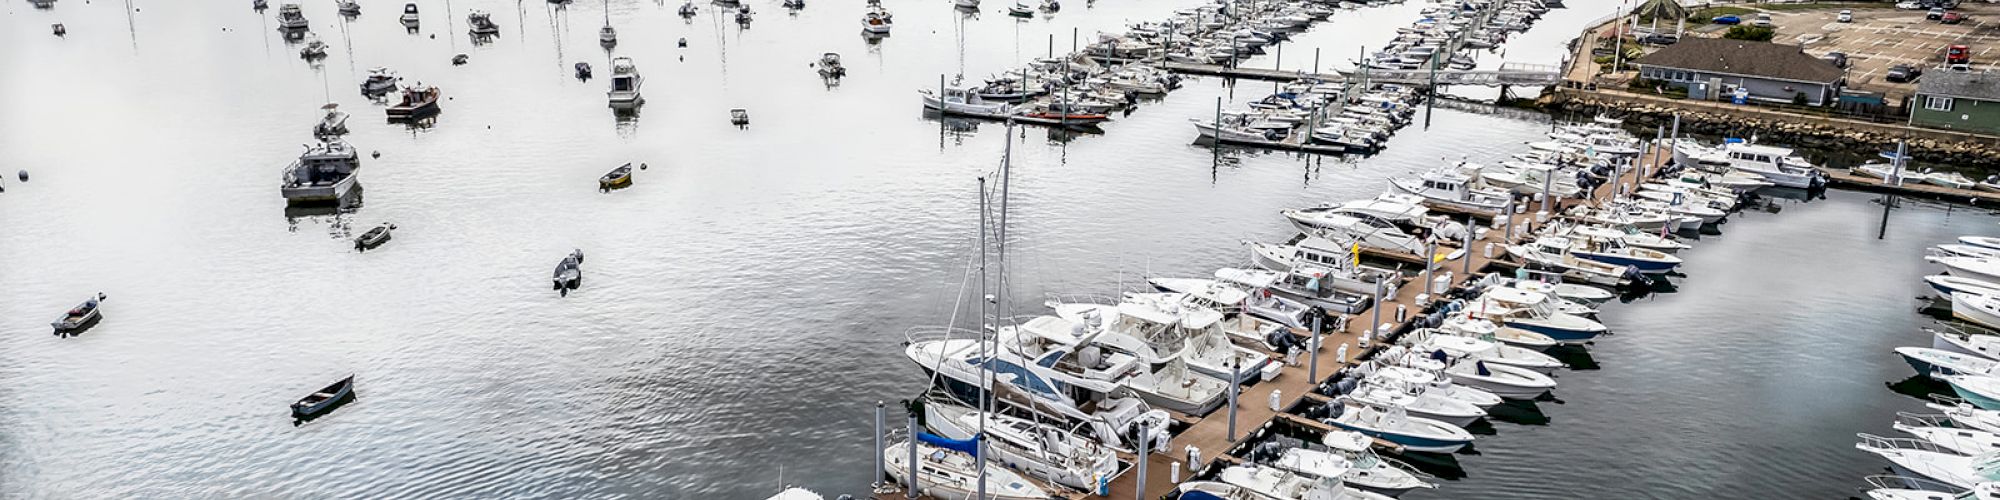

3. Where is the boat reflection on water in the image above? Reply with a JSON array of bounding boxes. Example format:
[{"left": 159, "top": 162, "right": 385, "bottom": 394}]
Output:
[
  {"left": 1484, "top": 400, "right": 1551, "bottom": 426},
  {"left": 613, "top": 106, "right": 640, "bottom": 136},
  {"left": 1545, "top": 345, "right": 1600, "bottom": 371},
  {"left": 1887, "top": 374, "right": 1953, "bottom": 403},
  {"left": 285, "top": 184, "right": 364, "bottom": 226}
]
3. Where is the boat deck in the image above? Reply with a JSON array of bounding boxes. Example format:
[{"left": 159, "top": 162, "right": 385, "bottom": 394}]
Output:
[{"left": 876, "top": 145, "right": 1673, "bottom": 500}]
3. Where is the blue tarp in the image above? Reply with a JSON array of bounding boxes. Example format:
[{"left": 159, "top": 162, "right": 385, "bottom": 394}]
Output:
[{"left": 917, "top": 432, "right": 980, "bottom": 458}]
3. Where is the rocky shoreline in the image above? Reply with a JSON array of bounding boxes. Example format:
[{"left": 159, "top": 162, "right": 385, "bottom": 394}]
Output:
[{"left": 1545, "top": 94, "right": 2000, "bottom": 167}]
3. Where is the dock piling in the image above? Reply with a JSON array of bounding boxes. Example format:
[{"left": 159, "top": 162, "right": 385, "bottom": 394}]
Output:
[
  {"left": 1461, "top": 216, "right": 1474, "bottom": 275},
  {"left": 905, "top": 410, "right": 918, "bottom": 500},
  {"left": 1309, "top": 313, "right": 1322, "bottom": 381},
  {"left": 873, "top": 401, "right": 885, "bottom": 491},
  {"left": 1135, "top": 420, "right": 1149, "bottom": 500},
  {"left": 1226, "top": 361, "right": 1240, "bottom": 442}
]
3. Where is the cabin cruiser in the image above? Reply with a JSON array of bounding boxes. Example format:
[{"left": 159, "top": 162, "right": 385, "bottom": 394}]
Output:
[
  {"left": 1717, "top": 141, "right": 1824, "bottom": 189},
  {"left": 386, "top": 84, "right": 440, "bottom": 119},
  {"left": 280, "top": 139, "right": 361, "bottom": 203},
  {"left": 1320, "top": 401, "right": 1474, "bottom": 454},
  {"left": 1148, "top": 276, "right": 1312, "bottom": 329},
  {"left": 1282, "top": 205, "right": 1429, "bottom": 256},
  {"left": 1934, "top": 325, "right": 2000, "bottom": 360},
  {"left": 1009, "top": 314, "right": 1231, "bottom": 418},
  {"left": 883, "top": 435, "right": 1053, "bottom": 500},
  {"left": 1854, "top": 434, "right": 2000, "bottom": 489},
  {"left": 607, "top": 57, "right": 643, "bottom": 107},
  {"left": 1465, "top": 286, "right": 1608, "bottom": 344},
  {"left": 299, "top": 36, "right": 329, "bottom": 59},
  {"left": 1386, "top": 167, "right": 1513, "bottom": 216},
  {"left": 922, "top": 401, "right": 1118, "bottom": 495},
  {"left": 1052, "top": 292, "right": 1277, "bottom": 384},
  {"left": 1560, "top": 232, "right": 1683, "bottom": 274},
  {"left": 1247, "top": 236, "right": 1401, "bottom": 292},
  {"left": 276, "top": 3, "right": 310, "bottom": 30},
  {"left": 1216, "top": 266, "right": 1373, "bottom": 316},
  {"left": 1403, "top": 328, "right": 1565, "bottom": 375}
]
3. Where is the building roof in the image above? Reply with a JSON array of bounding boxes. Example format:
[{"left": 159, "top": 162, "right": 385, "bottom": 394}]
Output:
[
  {"left": 1918, "top": 71, "right": 2000, "bottom": 101},
  {"left": 1635, "top": 38, "right": 1843, "bottom": 84}
]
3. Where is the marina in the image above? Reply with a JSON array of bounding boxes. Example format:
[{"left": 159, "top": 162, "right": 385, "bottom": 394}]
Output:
[{"left": 7, "top": 0, "right": 2000, "bottom": 498}]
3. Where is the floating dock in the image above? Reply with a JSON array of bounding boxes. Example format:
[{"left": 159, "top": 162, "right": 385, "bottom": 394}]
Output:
[{"left": 1820, "top": 167, "right": 2000, "bottom": 205}]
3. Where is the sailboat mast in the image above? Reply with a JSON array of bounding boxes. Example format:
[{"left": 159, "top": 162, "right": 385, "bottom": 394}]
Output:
[{"left": 976, "top": 173, "right": 990, "bottom": 500}]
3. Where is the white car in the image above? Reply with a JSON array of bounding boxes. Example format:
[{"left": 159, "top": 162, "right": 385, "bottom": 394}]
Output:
[
  {"left": 1897, "top": 1, "right": 1924, "bottom": 9},
  {"left": 1837, "top": 9, "right": 1853, "bottom": 22}
]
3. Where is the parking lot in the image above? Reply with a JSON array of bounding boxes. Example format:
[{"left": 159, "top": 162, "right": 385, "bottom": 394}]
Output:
[{"left": 1763, "top": 2, "right": 2000, "bottom": 99}]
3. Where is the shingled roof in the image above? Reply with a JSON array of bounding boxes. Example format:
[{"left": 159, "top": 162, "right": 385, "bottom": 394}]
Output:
[
  {"left": 1918, "top": 71, "right": 2000, "bottom": 101},
  {"left": 1635, "top": 38, "right": 1844, "bottom": 84}
]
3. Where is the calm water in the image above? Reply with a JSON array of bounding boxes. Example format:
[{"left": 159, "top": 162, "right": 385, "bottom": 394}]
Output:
[{"left": 5, "top": 0, "right": 1979, "bottom": 498}]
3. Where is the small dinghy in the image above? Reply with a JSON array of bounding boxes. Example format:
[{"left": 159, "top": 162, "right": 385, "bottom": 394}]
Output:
[
  {"left": 353, "top": 223, "right": 394, "bottom": 251},
  {"left": 599, "top": 163, "right": 634, "bottom": 190},
  {"left": 291, "top": 375, "right": 355, "bottom": 420},
  {"left": 51, "top": 293, "right": 105, "bottom": 334},
  {"left": 553, "top": 250, "right": 584, "bottom": 295},
  {"left": 575, "top": 62, "right": 593, "bottom": 80},
  {"left": 731, "top": 109, "right": 750, "bottom": 127}
]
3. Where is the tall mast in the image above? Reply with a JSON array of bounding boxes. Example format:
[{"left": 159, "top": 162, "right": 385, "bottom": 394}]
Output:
[{"left": 975, "top": 173, "right": 990, "bottom": 500}]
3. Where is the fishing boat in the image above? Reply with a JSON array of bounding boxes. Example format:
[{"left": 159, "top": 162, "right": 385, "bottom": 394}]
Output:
[
  {"left": 1318, "top": 431, "right": 1438, "bottom": 496},
  {"left": 359, "top": 67, "right": 400, "bottom": 97},
  {"left": 299, "top": 37, "right": 329, "bottom": 59},
  {"left": 1897, "top": 346, "right": 1997, "bottom": 379},
  {"left": 1392, "top": 351, "right": 1558, "bottom": 401},
  {"left": 290, "top": 375, "right": 355, "bottom": 419},
  {"left": 281, "top": 139, "right": 362, "bottom": 203},
  {"left": 313, "top": 103, "right": 350, "bottom": 138},
  {"left": 1505, "top": 275, "right": 1617, "bottom": 305},
  {"left": 678, "top": 1, "right": 697, "bottom": 17},
  {"left": 337, "top": 0, "right": 360, "bottom": 15},
  {"left": 353, "top": 223, "right": 393, "bottom": 251},
  {"left": 1320, "top": 401, "right": 1474, "bottom": 454},
  {"left": 598, "top": 0, "right": 617, "bottom": 46},
  {"left": 276, "top": 3, "right": 310, "bottom": 30},
  {"left": 607, "top": 57, "right": 644, "bottom": 107},
  {"left": 1925, "top": 275, "right": 2000, "bottom": 301},
  {"left": 817, "top": 53, "right": 846, "bottom": 80},
  {"left": 1929, "top": 398, "right": 2000, "bottom": 434},
  {"left": 1333, "top": 380, "right": 1486, "bottom": 428},
  {"left": 1952, "top": 292, "right": 2000, "bottom": 331},
  {"left": 1854, "top": 433, "right": 1997, "bottom": 489},
  {"left": 1945, "top": 374, "right": 2000, "bottom": 410},
  {"left": 861, "top": 6, "right": 892, "bottom": 33},
  {"left": 386, "top": 84, "right": 441, "bottom": 119},
  {"left": 50, "top": 294, "right": 104, "bottom": 333},
  {"left": 467, "top": 10, "right": 500, "bottom": 35},
  {"left": 1466, "top": 287, "right": 1608, "bottom": 344},
  {"left": 400, "top": 3, "right": 420, "bottom": 25},
  {"left": 599, "top": 163, "right": 634, "bottom": 190},
  {"left": 553, "top": 249, "right": 584, "bottom": 295},
  {"left": 1964, "top": 236, "right": 2000, "bottom": 252}
]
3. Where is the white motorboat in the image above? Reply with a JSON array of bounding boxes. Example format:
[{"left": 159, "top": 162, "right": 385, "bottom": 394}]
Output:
[
  {"left": 1862, "top": 477, "right": 2000, "bottom": 500},
  {"left": 280, "top": 139, "right": 361, "bottom": 203},
  {"left": 1244, "top": 237, "right": 1402, "bottom": 297},
  {"left": 906, "top": 336, "right": 1158, "bottom": 440},
  {"left": 861, "top": 6, "right": 892, "bottom": 34},
  {"left": 1048, "top": 294, "right": 1190, "bottom": 365},
  {"left": 1281, "top": 209, "right": 1424, "bottom": 256},
  {"left": 360, "top": 67, "right": 401, "bottom": 97},
  {"left": 1435, "top": 315, "right": 1561, "bottom": 353},
  {"left": 922, "top": 401, "right": 1119, "bottom": 495},
  {"left": 1930, "top": 399, "right": 2000, "bottom": 434},
  {"left": 677, "top": 1, "right": 697, "bottom": 17},
  {"left": 764, "top": 487, "right": 822, "bottom": 500},
  {"left": 1931, "top": 255, "right": 2000, "bottom": 284},
  {"left": 276, "top": 3, "right": 310, "bottom": 30},
  {"left": 1897, "top": 346, "right": 1999, "bottom": 379},
  {"left": 1934, "top": 326, "right": 2000, "bottom": 360},
  {"left": 607, "top": 57, "right": 643, "bottom": 107},
  {"left": 1366, "top": 365, "right": 1504, "bottom": 409},
  {"left": 1386, "top": 167, "right": 1512, "bottom": 216},
  {"left": 922, "top": 87, "right": 1014, "bottom": 117},
  {"left": 400, "top": 3, "right": 420, "bottom": 25},
  {"left": 1405, "top": 330, "right": 1565, "bottom": 375},
  {"left": 1945, "top": 373, "right": 2000, "bottom": 410},
  {"left": 1003, "top": 314, "right": 1228, "bottom": 418},
  {"left": 1389, "top": 350, "right": 1557, "bottom": 400},
  {"left": 1149, "top": 276, "right": 1308, "bottom": 330},
  {"left": 1466, "top": 287, "right": 1608, "bottom": 345},
  {"left": 1215, "top": 267, "right": 1373, "bottom": 316},
  {"left": 1719, "top": 141, "right": 1823, "bottom": 189},
  {"left": 1554, "top": 222, "right": 1690, "bottom": 254},
  {"left": 1568, "top": 204, "right": 1678, "bottom": 232},
  {"left": 1321, "top": 402, "right": 1474, "bottom": 454},
  {"left": 1935, "top": 244, "right": 2000, "bottom": 259},
  {"left": 1895, "top": 413, "right": 2000, "bottom": 456},
  {"left": 1494, "top": 282, "right": 1597, "bottom": 317},
  {"left": 1175, "top": 301, "right": 1281, "bottom": 383},
  {"left": 1930, "top": 274, "right": 2000, "bottom": 301},
  {"left": 1856, "top": 161, "right": 1927, "bottom": 185},
  {"left": 1563, "top": 234, "right": 1683, "bottom": 275},
  {"left": 467, "top": 9, "right": 501, "bottom": 35},
  {"left": 1008, "top": 2, "right": 1034, "bottom": 17},
  {"left": 1218, "top": 464, "right": 1397, "bottom": 500},
  {"left": 1505, "top": 237, "right": 1637, "bottom": 288},
  {"left": 1929, "top": 171, "right": 1978, "bottom": 190},
  {"left": 1952, "top": 292, "right": 2000, "bottom": 331},
  {"left": 1479, "top": 162, "right": 1579, "bottom": 198},
  {"left": 1336, "top": 380, "right": 1486, "bottom": 427},
  {"left": 1506, "top": 275, "right": 1618, "bottom": 305},
  {"left": 1964, "top": 236, "right": 2000, "bottom": 252},
  {"left": 1854, "top": 434, "right": 2000, "bottom": 489},
  {"left": 1314, "top": 431, "right": 1437, "bottom": 496},
  {"left": 883, "top": 436, "right": 1053, "bottom": 500},
  {"left": 954, "top": 0, "right": 979, "bottom": 8}
]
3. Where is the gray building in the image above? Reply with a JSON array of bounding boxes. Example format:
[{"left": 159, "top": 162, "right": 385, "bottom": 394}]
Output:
[{"left": 1635, "top": 38, "right": 1844, "bottom": 106}]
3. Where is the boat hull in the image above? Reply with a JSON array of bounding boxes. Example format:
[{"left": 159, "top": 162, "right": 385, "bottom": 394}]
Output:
[
  {"left": 1326, "top": 421, "right": 1470, "bottom": 454},
  {"left": 1502, "top": 320, "right": 1603, "bottom": 344}
]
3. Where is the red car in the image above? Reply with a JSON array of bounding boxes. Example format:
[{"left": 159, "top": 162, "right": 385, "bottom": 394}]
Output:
[
  {"left": 1948, "top": 44, "right": 1971, "bottom": 65},
  {"left": 1943, "top": 12, "right": 1965, "bottom": 24}
]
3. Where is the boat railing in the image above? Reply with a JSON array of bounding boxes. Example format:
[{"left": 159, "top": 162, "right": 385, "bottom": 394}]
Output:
[
  {"left": 1895, "top": 411, "right": 1959, "bottom": 430},
  {"left": 1859, "top": 474, "right": 1963, "bottom": 494},
  {"left": 1929, "top": 322, "right": 1989, "bottom": 342},
  {"left": 1855, "top": 433, "right": 1950, "bottom": 454},
  {"left": 905, "top": 325, "right": 984, "bottom": 344},
  {"left": 1045, "top": 292, "right": 1119, "bottom": 308},
  {"left": 1932, "top": 394, "right": 1978, "bottom": 409}
]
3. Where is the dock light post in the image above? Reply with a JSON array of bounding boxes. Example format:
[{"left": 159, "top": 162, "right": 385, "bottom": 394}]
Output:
[
  {"left": 873, "top": 401, "right": 885, "bottom": 492},
  {"left": 1369, "top": 280, "right": 1383, "bottom": 337},
  {"left": 1309, "top": 313, "right": 1323, "bottom": 381},
  {"left": 1135, "top": 421, "right": 1149, "bottom": 500},
  {"left": 1462, "top": 216, "right": 1474, "bottom": 276},
  {"left": 906, "top": 410, "right": 919, "bottom": 500}
]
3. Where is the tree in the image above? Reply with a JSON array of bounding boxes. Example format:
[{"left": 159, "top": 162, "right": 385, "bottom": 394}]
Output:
[{"left": 1725, "top": 26, "right": 1776, "bottom": 42}]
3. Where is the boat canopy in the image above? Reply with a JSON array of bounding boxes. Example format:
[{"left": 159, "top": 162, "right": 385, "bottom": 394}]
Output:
[{"left": 916, "top": 432, "right": 981, "bottom": 458}]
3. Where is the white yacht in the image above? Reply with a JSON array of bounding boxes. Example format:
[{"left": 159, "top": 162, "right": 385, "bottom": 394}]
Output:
[
  {"left": 1952, "top": 291, "right": 2000, "bottom": 331},
  {"left": 1217, "top": 464, "right": 1397, "bottom": 500},
  {"left": 1004, "top": 314, "right": 1230, "bottom": 418},
  {"left": 883, "top": 436, "right": 1053, "bottom": 500},
  {"left": 1403, "top": 329, "right": 1566, "bottom": 375},
  {"left": 905, "top": 335, "right": 1171, "bottom": 449},
  {"left": 1719, "top": 141, "right": 1823, "bottom": 189},
  {"left": 1505, "top": 237, "right": 1638, "bottom": 288},
  {"left": 1321, "top": 401, "right": 1475, "bottom": 454},
  {"left": 606, "top": 57, "right": 644, "bottom": 107},
  {"left": 1148, "top": 276, "right": 1312, "bottom": 329},
  {"left": 1281, "top": 207, "right": 1425, "bottom": 256},
  {"left": 1217, "top": 266, "right": 1375, "bottom": 315},
  {"left": 1465, "top": 286, "right": 1609, "bottom": 345},
  {"left": 1386, "top": 167, "right": 1513, "bottom": 216},
  {"left": 1929, "top": 255, "right": 2000, "bottom": 284},
  {"left": 1854, "top": 434, "right": 2000, "bottom": 489}
]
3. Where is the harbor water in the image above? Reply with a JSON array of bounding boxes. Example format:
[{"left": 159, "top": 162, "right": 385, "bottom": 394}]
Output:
[{"left": 3, "top": 0, "right": 1992, "bottom": 497}]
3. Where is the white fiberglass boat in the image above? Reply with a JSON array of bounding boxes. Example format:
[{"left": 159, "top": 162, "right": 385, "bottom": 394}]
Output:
[
  {"left": 1931, "top": 255, "right": 2000, "bottom": 284},
  {"left": 1855, "top": 434, "right": 2000, "bottom": 489},
  {"left": 1321, "top": 402, "right": 1474, "bottom": 454},
  {"left": 1933, "top": 326, "right": 2000, "bottom": 361},
  {"left": 883, "top": 436, "right": 1053, "bottom": 500},
  {"left": 1217, "top": 464, "right": 1397, "bottom": 500},
  {"left": 922, "top": 401, "right": 1119, "bottom": 494},
  {"left": 1897, "top": 346, "right": 1999, "bottom": 379},
  {"left": 1952, "top": 292, "right": 2000, "bottom": 331}
]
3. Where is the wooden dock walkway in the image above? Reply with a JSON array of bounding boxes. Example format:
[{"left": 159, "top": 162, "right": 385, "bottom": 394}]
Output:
[
  {"left": 1820, "top": 167, "right": 2000, "bottom": 205},
  {"left": 877, "top": 145, "right": 1675, "bottom": 500}
]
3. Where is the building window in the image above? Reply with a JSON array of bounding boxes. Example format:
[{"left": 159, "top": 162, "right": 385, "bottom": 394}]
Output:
[{"left": 1926, "top": 96, "right": 1955, "bottom": 111}]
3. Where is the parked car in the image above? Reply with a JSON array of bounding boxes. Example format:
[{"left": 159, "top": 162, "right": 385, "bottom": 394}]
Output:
[
  {"left": 1886, "top": 64, "right": 1922, "bottom": 82},
  {"left": 1949, "top": 63, "right": 1973, "bottom": 72},
  {"left": 1943, "top": 12, "right": 1964, "bottom": 23},
  {"left": 1928, "top": 7, "right": 1946, "bottom": 19},
  {"left": 1752, "top": 13, "right": 1774, "bottom": 27},
  {"left": 1948, "top": 44, "right": 1971, "bottom": 65},
  {"left": 1712, "top": 14, "right": 1741, "bottom": 24},
  {"left": 1640, "top": 32, "right": 1680, "bottom": 45},
  {"left": 1837, "top": 9, "right": 1853, "bottom": 22},
  {"left": 1823, "top": 51, "right": 1849, "bottom": 68},
  {"left": 1897, "top": 1, "right": 1924, "bottom": 9}
]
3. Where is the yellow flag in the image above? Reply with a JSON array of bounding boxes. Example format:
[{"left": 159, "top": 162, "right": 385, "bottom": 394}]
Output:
[{"left": 1351, "top": 243, "right": 1361, "bottom": 267}]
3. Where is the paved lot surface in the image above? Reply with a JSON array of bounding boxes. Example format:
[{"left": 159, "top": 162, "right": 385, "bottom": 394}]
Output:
[{"left": 1764, "top": 3, "right": 2000, "bottom": 99}]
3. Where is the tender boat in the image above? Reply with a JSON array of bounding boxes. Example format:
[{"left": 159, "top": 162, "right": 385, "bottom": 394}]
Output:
[
  {"left": 50, "top": 294, "right": 104, "bottom": 333},
  {"left": 607, "top": 57, "right": 644, "bottom": 107},
  {"left": 291, "top": 375, "right": 355, "bottom": 419},
  {"left": 468, "top": 10, "right": 500, "bottom": 35},
  {"left": 1320, "top": 401, "right": 1474, "bottom": 454},
  {"left": 281, "top": 139, "right": 362, "bottom": 203},
  {"left": 553, "top": 249, "right": 584, "bottom": 295},
  {"left": 386, "top": 84, "right": 441, "bottom": 119},
  {"left": 353, "top": 223, "right": 393, "bottom": 251},
  {"left": 400, "top": 3, "right": 420, "bottom": 25},
  {"left": 883, "top": 436, "right": 1053, "bottom": 500},
  {"left": 360, "top": 67, "right": 400, "bottom": 97},
  {"left": 1897, "top": 346, "right": 1998, "bottom": 379},
  {"left": 599, "top": 163, "right": 634, "bottom": 190},
  {"left": 1933, "top": 326, "right": 2000, "bottom": 361},
  {"left": 1952, "top": 292, "right": 2000, "bottom": 331}
]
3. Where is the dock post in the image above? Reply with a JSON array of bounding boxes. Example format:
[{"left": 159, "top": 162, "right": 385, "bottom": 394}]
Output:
[
  {"left": 1309, "top": 313, "right": 1323, "bottom": 381},
  {"left": 1502, "top": 200, "right": 1515, "bottom": 243},
  {"left": 1274, "top": 43, "right": 1283, "bottom": 93},
  {"left": 1422, "top": 239, "right": 1436, "bottom": 295},
  {"left": 1313, "top": 47, "right": 1320, "bottom": 76},
  {"left": 1369, "top": 280, "right": 1383, "bottom": 338},
  {"left": 873, "top": 401, "right": 885, "bottom": 491},
  {"left": 1461, "top": 216, "right": 1474, "bottom": 275},
  {"left": 906, "top": 410, "right": 919, "bottom": 500},
  {"left": 1135, "top": 421, "right": 1149, "bottom": 500},
  {"left": 1227, "top": 361, "right": 1240, "bottom": 441},
  {"left": 1668, "top": 113, "right": 1680, "bottom": 159}
]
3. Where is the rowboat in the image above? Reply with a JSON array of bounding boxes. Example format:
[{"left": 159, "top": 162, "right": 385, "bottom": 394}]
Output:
[
  {"left": 291, "top": 375, "right": 355, "bottom": 419},
  {"left": 353, "top": 224, "right": 394, "bottom": 251},
  {"left": 600, "top": 163, "right": 634, "bottom": 190},
  {"left": 51, "top": 294, "right": 104, "bottom": 333}
]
